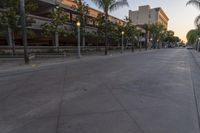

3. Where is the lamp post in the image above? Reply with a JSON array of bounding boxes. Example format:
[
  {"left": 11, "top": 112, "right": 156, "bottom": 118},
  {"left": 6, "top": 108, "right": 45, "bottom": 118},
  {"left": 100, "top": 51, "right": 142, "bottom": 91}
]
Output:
[
  {"left": 20, "top": 0, "right": 29, "bottom": 64},
  {"left": 121, "top": 31, "right": 124, "bottom": 54},
  {"left": 54, "top": 5, "right": 59, "bottom": 50},
  {"left": 76, "top": 21, "right": 81, "bottom": 58}
]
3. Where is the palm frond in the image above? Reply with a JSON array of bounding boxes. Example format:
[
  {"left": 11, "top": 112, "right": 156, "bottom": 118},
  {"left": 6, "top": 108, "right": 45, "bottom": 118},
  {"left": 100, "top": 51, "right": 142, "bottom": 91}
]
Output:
[
  {"left": 91, "top": 0, "right": 105, "bottom": 10},
  {"left": 186, "top": 0, "right": 200, "bottom": 9},
  {"left": 194, "top": 14, "right": 200, "bottom": 27},
  {"left": 109, "top": 0, "right": 129, "bottom": 12}
]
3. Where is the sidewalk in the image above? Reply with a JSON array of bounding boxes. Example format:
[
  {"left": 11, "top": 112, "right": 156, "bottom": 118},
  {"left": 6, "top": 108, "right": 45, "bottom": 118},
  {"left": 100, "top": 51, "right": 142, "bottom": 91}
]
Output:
[
  {"left": 191, "top": 50, "right": 200, "bottom": 64},
  {"left": 0, "top": 50, "right": 150, "bottom": 74},
  {"left": 189, "top": 50, "right": 200, "bottom": 123}
]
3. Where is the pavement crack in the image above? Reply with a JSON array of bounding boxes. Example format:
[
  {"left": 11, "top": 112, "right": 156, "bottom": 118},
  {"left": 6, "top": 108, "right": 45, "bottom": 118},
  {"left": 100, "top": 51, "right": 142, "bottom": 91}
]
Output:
[{"left": 55, "top": 65, "right": 68, "bottom": 133}]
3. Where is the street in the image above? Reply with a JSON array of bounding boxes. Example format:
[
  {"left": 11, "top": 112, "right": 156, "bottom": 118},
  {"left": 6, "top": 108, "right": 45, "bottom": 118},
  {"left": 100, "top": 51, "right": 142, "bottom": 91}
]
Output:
[{"left": 0, "top": 48, "right": 200, "bottom": 133}]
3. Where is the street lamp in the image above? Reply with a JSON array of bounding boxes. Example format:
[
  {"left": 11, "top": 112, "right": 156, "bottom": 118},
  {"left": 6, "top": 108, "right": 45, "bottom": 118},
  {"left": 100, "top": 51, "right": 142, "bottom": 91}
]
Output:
[
  {"left": 76, "top": 21, "right": 81, "bottom": 58},
  {"left": 20, "top": 0, "right": 29, "bottom": 64},
  {"left": 121, "top": 31, "right": 125, "bottom": 54},
  {"left": 55, "top": 5, "right": 59, "bottom": 9}
]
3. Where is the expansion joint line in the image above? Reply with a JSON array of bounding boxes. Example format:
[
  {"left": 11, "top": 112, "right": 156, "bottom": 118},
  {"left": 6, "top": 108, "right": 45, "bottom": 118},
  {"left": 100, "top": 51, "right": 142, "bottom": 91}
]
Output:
[
  {"left": 55, "top": 65, "right": 68, "bottom": 133},
  {"left": 108, "top": 87, "right": 145, "bottom": 133}
]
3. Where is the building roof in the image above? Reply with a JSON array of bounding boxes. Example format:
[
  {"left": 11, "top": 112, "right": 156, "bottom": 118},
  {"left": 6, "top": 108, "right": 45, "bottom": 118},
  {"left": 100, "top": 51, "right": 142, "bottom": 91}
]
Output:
[
  {"left": 62, "top": 0, "right": 125, "bottom": 24},
  {"left": 154, "top": 7, "right": 169, "bottom": 21},
  {"left": 130, "top": 5, "right": 169, "bottom": 21}
]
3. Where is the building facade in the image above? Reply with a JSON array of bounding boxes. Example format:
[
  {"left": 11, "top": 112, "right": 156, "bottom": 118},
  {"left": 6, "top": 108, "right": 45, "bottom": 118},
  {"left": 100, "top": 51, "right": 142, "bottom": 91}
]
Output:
[
  {"left": 129, "top": 5, "right": 169, "bottom": 28},
  {"left": 31, "top": 0, "right": 125, "bottom": 33},
  {"left": 0, "top": 0, "right": 125, "bottom": 47}
]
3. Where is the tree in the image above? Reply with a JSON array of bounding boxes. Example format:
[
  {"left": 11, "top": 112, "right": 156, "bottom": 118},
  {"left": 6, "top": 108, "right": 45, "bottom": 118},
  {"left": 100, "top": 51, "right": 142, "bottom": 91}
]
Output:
[
  {"left": 72, "top": 0, "right": 89, "bottom": 47},
  {"left": 173, "top": 36, "right": 181, "bottom": 43},
  {"left": 41, "top": 4, "right": 69, "bottom": 50},
  {"left": 161, "top": 30, "right": 181, "bottom": 47},
  {"left": 142, "top": 24, "right": 150, "bottom": 50},
  {"left": 187, "top": 29, "right": 198, "bottom": 44},
  {"left": 134, "top": 28, "right": 142, "bottom": 50},
  {"left": 96, "top": 16, "right": 125, "bottom": 52},
  {"left": 96, "top": 13, "right": 121, "bottom": 51},
  {"left": 96, "top": 13, "right": 106, "bottom": 48},
  {"left": 187, "top": 0, "right": 200, "bottom": 26},
  {"left": 123, "top": 16, "right": 137, "bottom": 52},
  {"left": 149, "top": 23, "right": 166, "bottom": 49},
  {"left": 110, "top": 22, "right": 123, "bottom": 48},
  {"left": 0, "top": 0, "right": 38, "bottom": 56},
  {"left": 91, "top": 0, "right": 129, "bottom": 55}
]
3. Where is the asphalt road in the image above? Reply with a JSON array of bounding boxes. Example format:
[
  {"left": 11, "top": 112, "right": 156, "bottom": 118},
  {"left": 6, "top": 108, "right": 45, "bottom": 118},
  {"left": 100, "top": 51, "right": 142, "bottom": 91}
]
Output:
[{"left": 0, "top": 48, "right": 200, "bottom": 133}]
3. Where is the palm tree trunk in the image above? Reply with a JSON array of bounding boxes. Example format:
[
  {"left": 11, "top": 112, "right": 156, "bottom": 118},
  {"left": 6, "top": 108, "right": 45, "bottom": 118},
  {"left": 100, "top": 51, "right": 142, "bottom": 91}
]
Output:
[
  {"left": 136, "top": 39, "right": 139, "bottom": 49},
  {"left": 96, "top": 37, "right": 99, "bottom": 52},
  {"left": 152, "top": 35, "right": 156, "bottom": 49},
  {"left": 157, "top": 41, "right": 160, "bottom": 49},
  {"left": 12, "top": 32, "right": 16, "bottom": 56},
  {"left": 145, "top": 31, "right": 149, "bottom": 50},
  {"left": 7, "top": 27, "right": 15, "bottom": 56},
  {"left": 82, "top": 28, "right": 86, "bottom": 47},
  {"left": 136, "top": 35, "right": 140, "bottom": 49},
  {"left": 131, "top": 39, "right": 134, "bottom": 52},
  {"left": 82, "top": 36, "right": 85, "bottom": 47},
  {"left": 196, "top": 40, "right": 198, "bottom": 50},
  {"left": 55, "top": 32, "right": 59, "bottom": 51},
  {"left": 153, "top": 40, "right": 155, "bottom": 49}
]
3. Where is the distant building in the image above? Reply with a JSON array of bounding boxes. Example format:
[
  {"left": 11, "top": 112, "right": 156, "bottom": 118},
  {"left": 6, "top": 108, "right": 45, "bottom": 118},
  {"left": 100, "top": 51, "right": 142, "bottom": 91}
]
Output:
[{"left": 129, "top": 5, "right": 169, "bottom": 28}]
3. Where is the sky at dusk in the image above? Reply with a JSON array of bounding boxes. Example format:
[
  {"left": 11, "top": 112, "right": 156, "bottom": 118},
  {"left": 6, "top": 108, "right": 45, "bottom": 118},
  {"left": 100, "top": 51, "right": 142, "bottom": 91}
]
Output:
[{"left": 85, "top": 0, "right": 200, "bottom": 42}]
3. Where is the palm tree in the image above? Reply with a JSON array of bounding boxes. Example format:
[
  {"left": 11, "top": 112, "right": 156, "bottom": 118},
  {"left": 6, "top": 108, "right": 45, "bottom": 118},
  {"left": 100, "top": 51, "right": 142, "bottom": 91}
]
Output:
[
  {"left": 142, "top": 24, "right": 150, "bottom": 50},
  {"left": 187, "top": 0, "right": 200, "bottom": 26},
  {"left": 124, "top": 16, "right": 136, "bottom": 52},
  {"left": 187, "top": 29, "right": 198, "bottom": 44},
  {"left": 0, "top": 0, "right": 38, "bottom": 56},
  {"left": 149, "top": 23, "right": 165, "bottom": 49},
  {"left": 91, "top": 0, "right": 129, "bottom": 55},
  {"left": 134, "top": 29, "right": 142, "bottom": 50},
  {"left": 187, "top": 29, "right": 199, "bottom": 50},
  {"left": 72, "top": 0, "right": 89, "bottom": 47},
  {"left": 110, "top": 22, "right": 123, "bottom": 49},
  {"left": 41, "top": 5, "right": 69, "bottom": 51},
  {"left": 96, "top": 13, "right": 106, "bottom": 50}
]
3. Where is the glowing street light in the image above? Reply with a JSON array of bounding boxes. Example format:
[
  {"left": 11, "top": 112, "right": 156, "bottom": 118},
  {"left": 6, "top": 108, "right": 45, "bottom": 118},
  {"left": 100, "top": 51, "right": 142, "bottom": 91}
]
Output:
[
  {"left": 76, "top": 21, "right": 81, "bottom": 58},
  {"left": 76, "top": 21, "right": 81, "bottom": 27},
  {"left": 55, "top": 5, "right": 59, "bottom": 9}
]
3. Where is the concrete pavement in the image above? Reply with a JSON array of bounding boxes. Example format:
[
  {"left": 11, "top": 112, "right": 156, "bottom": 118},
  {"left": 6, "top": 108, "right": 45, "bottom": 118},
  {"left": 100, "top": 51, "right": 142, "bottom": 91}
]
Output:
[{"left": 0, "top": 48, "right": 199, "bottom": 133}]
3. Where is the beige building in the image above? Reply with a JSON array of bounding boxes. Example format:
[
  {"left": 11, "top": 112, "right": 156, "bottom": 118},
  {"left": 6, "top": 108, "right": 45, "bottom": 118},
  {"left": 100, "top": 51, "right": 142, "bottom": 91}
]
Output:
[{"left": 129, "top": 5, "right": 169, "bottom": 28}]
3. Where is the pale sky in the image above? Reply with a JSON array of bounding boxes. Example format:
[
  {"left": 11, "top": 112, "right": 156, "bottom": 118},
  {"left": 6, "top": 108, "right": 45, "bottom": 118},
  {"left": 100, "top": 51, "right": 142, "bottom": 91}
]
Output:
[{"left": 85, "top": 0, "right": 200, "bottom": 42}]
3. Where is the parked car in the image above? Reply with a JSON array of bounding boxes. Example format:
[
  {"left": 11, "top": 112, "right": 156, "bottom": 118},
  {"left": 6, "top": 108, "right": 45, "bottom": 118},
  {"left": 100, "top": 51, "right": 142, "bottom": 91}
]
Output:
[{"left": 186, "top": 45, "right": 194, "bottom": 49}]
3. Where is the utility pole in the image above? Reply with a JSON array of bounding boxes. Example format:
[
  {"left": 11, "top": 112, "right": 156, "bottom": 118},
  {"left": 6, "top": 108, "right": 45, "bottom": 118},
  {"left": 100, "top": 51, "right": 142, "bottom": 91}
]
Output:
[{"left": 20, "top": 0, "right": 29, "bottom": 64}]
